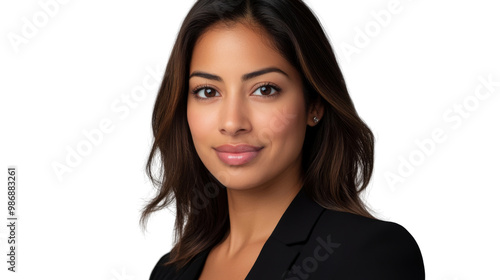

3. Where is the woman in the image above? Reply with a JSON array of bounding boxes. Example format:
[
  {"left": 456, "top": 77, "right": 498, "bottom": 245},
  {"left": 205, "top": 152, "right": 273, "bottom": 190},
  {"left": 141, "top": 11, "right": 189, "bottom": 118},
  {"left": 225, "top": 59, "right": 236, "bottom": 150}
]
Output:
[{"left": 143, "top": 0, "right": 425, "bottom": 279}]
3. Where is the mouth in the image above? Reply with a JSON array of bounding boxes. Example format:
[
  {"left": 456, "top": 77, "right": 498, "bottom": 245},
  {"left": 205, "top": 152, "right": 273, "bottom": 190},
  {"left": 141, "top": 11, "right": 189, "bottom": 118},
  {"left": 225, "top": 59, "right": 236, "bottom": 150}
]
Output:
[{"left": 213, "top": 144, "right": 264, "bottom": 166}]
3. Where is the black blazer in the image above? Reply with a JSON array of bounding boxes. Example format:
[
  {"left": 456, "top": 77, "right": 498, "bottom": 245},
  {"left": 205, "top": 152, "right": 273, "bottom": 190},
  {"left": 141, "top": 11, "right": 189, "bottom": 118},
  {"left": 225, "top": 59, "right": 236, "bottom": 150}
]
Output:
[{"left": 149, "top": 187, "right": 425, "bottom": 279}]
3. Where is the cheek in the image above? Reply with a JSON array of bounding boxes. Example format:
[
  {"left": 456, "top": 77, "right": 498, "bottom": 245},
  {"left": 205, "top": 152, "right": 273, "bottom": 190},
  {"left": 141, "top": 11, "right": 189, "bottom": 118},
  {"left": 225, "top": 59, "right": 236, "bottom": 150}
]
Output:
[
  {"left": 187, "top": 105, "right": 216, "bottom": 169},
  {"left": 255, "top": 101, "right": 306, "bottom": 145},
  {"left": 187, "top": 103, "right": 215, "bottom": 141}
]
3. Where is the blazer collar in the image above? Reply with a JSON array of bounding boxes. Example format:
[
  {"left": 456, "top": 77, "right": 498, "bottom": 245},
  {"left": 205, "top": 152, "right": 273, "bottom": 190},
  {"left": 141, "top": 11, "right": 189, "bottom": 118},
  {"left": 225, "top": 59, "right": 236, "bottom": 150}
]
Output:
[{"left": 175, "top": 186, "right": 325, "bottom": 280}]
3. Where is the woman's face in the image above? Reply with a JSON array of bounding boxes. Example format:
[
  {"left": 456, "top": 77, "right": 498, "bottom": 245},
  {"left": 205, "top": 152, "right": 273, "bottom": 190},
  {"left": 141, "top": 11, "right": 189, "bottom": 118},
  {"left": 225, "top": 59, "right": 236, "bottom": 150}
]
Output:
[{"left": 187, "top": 22, "right": 315, "bottom": 191}]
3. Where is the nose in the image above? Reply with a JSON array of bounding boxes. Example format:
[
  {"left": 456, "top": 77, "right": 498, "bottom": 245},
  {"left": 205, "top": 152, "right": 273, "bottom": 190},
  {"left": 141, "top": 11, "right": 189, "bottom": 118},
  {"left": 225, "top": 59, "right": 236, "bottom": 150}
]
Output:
[{"left": 218, "top": 91, "right": 251, "bottom": 136}]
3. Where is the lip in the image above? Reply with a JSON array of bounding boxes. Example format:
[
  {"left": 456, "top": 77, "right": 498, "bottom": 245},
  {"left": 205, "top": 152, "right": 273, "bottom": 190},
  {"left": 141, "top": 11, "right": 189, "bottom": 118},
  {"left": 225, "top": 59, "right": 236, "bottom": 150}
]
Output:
[{"left": 214, "top": 144, "right": 263, "bottom": 166}]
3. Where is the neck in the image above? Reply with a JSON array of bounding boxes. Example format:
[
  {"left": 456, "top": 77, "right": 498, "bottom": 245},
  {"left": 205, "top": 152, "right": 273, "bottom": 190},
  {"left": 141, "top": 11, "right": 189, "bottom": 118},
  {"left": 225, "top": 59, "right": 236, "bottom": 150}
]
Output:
[{"left": 222, "top": 173, "right": 303, "bottom": 256}]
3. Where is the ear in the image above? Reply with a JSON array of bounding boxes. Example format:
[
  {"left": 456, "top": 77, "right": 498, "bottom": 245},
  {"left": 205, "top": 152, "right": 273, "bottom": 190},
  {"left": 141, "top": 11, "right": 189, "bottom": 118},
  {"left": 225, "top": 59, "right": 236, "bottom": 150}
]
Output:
[{"left": 307, "top": 97, "right": 324, "bottom": 127}]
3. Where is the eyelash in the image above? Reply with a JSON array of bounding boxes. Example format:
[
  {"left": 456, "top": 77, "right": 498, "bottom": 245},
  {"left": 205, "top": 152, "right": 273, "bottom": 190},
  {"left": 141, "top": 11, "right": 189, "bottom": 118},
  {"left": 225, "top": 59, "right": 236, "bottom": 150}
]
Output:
[{"left": 190, "top": 82, "right": 282, "bottom": 101}]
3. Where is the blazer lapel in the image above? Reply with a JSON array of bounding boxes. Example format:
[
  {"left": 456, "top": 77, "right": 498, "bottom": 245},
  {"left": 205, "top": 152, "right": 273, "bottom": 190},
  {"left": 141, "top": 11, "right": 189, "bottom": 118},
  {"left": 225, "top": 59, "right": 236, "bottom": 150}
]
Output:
[
  {"left": 245, "top": 187, "right": 325, "bottom": 279},
  {"left": 173, "top": 187, "right": 325, "bottom": 280}
]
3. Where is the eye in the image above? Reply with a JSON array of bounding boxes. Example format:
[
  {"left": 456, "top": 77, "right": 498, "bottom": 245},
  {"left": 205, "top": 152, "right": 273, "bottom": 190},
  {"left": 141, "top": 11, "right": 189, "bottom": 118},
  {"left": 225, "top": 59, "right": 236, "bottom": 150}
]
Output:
[
  {"left": 190, "top": 82, "right": 281, "bottom": 101},
  {"left": 252, "top": 83, "right": 281, "bottom": 98},
  {"left": 191, "top": 86, "right": 220, "bottom": 100}
]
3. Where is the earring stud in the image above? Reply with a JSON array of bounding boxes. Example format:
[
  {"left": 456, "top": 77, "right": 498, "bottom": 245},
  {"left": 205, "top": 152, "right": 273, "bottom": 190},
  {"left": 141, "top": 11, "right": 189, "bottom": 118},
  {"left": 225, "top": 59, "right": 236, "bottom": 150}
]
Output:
[{"left": 313, "top": 116, "right": 319, "bottom": 123}]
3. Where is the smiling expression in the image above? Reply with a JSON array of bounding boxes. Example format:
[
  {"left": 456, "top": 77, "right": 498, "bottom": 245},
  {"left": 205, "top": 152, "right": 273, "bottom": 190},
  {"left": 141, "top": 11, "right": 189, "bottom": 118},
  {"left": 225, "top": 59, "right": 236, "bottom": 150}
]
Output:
[{"left": 187, "top": 21, "right": 315, "bottom": 191}]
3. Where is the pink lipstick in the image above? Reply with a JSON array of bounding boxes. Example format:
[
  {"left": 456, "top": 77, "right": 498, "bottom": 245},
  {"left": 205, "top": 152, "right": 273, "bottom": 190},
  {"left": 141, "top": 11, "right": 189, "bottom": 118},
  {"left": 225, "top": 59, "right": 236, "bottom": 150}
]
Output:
[{"left": 214, "top": 144, "right": 263, "bottom": 166}]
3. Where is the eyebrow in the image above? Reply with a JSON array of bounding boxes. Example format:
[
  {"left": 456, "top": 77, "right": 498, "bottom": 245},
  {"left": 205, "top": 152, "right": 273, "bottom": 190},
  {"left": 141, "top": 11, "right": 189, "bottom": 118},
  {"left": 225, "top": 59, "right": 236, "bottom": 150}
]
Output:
[{"left": 189, "top": 67, "right": 289, "bottom": 82}]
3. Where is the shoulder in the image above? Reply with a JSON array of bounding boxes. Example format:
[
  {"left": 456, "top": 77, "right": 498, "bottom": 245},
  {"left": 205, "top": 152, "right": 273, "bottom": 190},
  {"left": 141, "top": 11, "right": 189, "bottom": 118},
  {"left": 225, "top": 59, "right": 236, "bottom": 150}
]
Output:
[
  {"left": 317, "top": 208, "right": 419, "bottom": 240},
  {"left": 149, "top": 252, "right": 175, "bottom": 280},
  {"left": 307, "top": 209, "right": 425, "bottom": 279}
]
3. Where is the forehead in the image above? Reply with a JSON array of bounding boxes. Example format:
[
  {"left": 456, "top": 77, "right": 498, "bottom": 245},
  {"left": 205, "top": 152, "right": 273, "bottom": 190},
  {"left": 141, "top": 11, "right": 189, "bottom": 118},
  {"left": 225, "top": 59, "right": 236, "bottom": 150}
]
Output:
[{"left": 190, "top": 22, "right": 291, "bottom": 73}]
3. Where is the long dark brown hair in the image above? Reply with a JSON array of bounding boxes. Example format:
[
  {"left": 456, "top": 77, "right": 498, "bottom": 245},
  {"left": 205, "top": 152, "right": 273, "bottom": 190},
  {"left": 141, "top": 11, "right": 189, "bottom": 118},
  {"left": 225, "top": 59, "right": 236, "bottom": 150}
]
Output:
[{"left": 141, "top": 0, "right": 376, "bottom": 271}]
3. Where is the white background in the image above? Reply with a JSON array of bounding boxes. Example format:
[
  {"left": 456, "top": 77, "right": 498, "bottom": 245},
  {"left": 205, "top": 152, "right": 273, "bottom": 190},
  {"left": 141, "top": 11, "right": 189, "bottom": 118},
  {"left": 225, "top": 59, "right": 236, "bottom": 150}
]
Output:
[{"left": 1, "top": 0, "right": 499, "bottom": 279}]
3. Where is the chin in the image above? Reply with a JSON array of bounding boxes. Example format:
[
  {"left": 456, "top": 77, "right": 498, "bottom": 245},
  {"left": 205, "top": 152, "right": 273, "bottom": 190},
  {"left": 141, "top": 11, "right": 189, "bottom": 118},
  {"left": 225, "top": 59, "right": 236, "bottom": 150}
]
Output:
[{"left": 209, "top": 167, "right": 265, "bottom": 190}]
